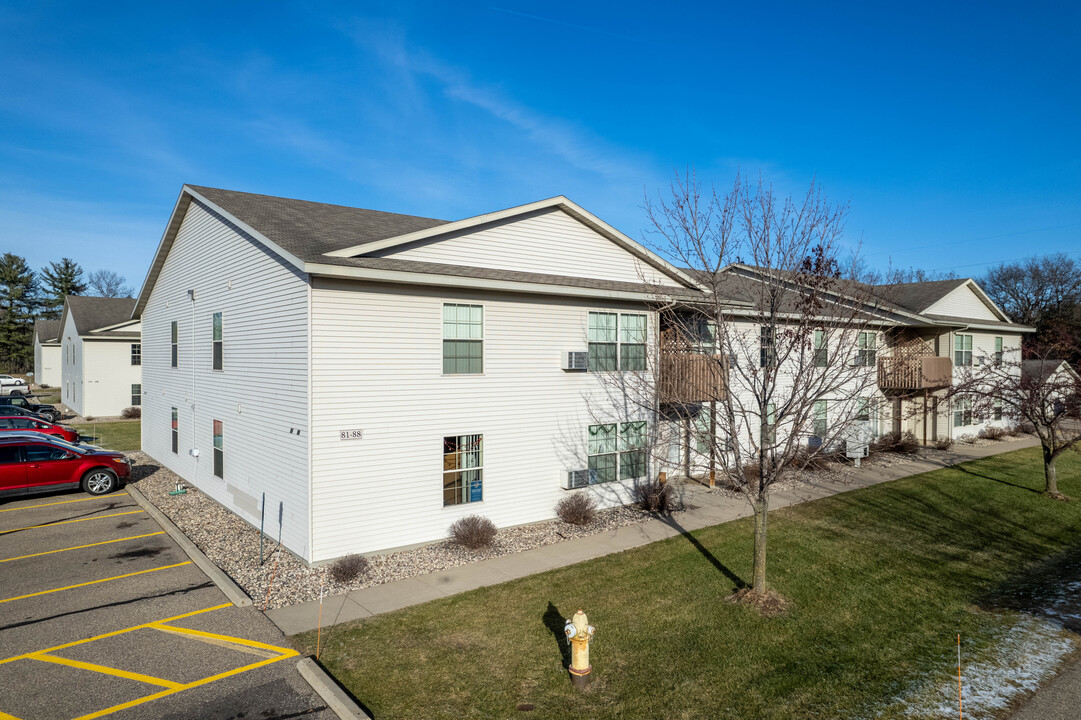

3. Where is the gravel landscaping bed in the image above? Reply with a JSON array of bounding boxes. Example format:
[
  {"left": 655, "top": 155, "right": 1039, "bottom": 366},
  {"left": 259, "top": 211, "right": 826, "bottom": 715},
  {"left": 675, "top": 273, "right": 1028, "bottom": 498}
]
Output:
[{"left": 126, "top": 451, "right": 682, "bottom": 610}]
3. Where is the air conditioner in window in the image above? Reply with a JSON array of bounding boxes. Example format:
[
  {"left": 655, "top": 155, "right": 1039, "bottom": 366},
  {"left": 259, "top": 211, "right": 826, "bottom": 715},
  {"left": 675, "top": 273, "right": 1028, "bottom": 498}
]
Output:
[
  {"left": 564, "top": 469, "right": 591, "bottom": 489},
  {"left": 562, "top": 351, "right": 589, "bottom": 371}
]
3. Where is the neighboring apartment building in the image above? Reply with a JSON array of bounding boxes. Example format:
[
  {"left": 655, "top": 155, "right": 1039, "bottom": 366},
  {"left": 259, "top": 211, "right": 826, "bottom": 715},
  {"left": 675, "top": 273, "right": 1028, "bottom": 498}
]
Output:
[
  {"left": 33, "top": 319, "right": 61, "bottom": 387},
  {"left": 58, "top": 296, "right": 143, "bottom": 418},
  {"left": 134, "top": 185, "right": 1031, "bottom": 565}
]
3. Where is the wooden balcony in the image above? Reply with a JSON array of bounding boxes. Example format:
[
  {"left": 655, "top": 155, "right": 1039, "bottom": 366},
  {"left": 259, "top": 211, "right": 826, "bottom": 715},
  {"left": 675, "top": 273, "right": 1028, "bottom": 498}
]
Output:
[
  {"left": 877, "top": 355, "right": 952, "bottom": 391},
  {"left": 659, "top": 352, "right": 727, "bottom": 404}
]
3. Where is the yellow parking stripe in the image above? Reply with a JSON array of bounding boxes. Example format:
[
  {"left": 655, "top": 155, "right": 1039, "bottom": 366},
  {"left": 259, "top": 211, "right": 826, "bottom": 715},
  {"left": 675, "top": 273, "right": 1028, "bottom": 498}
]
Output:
[
  {"left": 0, "top": 603, "right": 231, "bottom": 665},
  {"left": 0, "top": 532, "right": 166, "bottom": 564},
  {"left": 0, "top": 493, "right": 130, "bottom": 513},
  {"left": 0, "top": 711, "right": 24, "bottom": 720},
  {"left": 30, "top": 653, "right": 183, "bottom": 689},
  {"left": 149, "top": 623, "right": 301, "bottom": 655},
  {"left": 0, "top": 562, "right": 192, "bottom": 605},
  {"left": 0, "top": 509, "right": 143, "bottom": 535}
]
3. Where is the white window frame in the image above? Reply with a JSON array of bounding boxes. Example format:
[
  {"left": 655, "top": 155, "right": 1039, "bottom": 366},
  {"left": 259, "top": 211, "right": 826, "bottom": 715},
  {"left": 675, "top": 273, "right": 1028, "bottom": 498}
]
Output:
[
  {"left": 587, "top": 421, "right": 648, "bottom": 483},
  {"left": 130, "top": 384, "right": 141, "bottom": 407},
  {"left": 442, "top": 433, "right": 483, "bottom": 505},
  {"left": 588, "top": 312, "right": 647, "bottom": 372},
  {"left": 212, "top": 312, "right": 223, "bottom": 372},
  {"left": 442, "top": 304, "right": 483, "bottom": 375},
  {"left": 955, "top": 334, "right": 973, "bottom": 367}
]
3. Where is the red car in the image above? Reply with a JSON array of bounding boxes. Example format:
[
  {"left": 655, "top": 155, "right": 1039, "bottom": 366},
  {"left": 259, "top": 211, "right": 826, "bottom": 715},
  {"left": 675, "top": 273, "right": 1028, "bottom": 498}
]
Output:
[
  {"left": 0, "top": 415, "right": 79, "bottom": 442},
  {"left": 0, "top": 436, "right": 131, "bottom": 497}
]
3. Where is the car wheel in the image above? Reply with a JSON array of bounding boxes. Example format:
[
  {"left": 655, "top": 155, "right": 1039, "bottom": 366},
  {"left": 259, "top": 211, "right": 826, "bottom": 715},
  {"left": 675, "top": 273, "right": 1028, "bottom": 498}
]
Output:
[{"left": 82, "top": 469, "right": 117, "bottom": 496}]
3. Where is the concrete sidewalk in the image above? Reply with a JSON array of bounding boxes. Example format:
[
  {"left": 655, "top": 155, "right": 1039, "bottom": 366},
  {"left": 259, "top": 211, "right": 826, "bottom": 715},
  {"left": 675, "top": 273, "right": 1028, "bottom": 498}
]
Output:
[{"left": 267, "top": 436, "right": 1042, "bottom": 636}]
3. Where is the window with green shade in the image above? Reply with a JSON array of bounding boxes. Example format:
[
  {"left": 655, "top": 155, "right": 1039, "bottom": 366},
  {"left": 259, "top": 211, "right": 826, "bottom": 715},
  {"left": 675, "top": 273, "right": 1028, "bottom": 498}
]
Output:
[
  {"left": 212, "top": 312, "right": 223, "bottom": 371},
  {"left": 695, "top": 412, "right": 711, "bottom": 454},
  {"left": 212, "top": 419, "right": 224, "bottom": 478},
  {"left": 442, "top": 434, "right": 483, "bottom": 505},
  {"left": 953, "top": 397, "right": 972, "bottom": 427},
  {"left": 813, "top": 399, "right": 827, "bottom": 438},
  {"left": 954, "top": 334, "right": 973, "bottom": 367},
  {"left": 131, "top": 384, "right": 141, "bottom": 407},
  {"left": 814, "top": 330, "right": 828, "bottom": 367},
  {"left": 170, "top": 321, "right": 178, "bottom": 368},
  {"left": 619, "top": 314, "right": 647, "bottom": 371},
  {"left": 442, "top": 304, "right": 483, "bottom": 374},
  {"left": 994, "top": 336, "right": 1003, "bottom": 366},
  {"left": 619, "top": 421, "right": 647, "bottom": 480},
  {"left": 857, "top": 332, "right": 877, "bottom": 367},
  {"left": 588, "top": 312, "right": 618, "bottom": 371},
  {"left": 587, "top": 423, "right": 617, "bottom": 484}
]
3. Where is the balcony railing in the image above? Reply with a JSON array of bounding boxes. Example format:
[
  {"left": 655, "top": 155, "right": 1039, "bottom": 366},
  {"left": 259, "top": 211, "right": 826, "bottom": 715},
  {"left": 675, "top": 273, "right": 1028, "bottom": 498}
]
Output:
[
  {"left": 877, "top": 355, "right": 952, "bottom": 390},
  {"left": 659, "top": 352, "right": 727, "bottom": 404}
]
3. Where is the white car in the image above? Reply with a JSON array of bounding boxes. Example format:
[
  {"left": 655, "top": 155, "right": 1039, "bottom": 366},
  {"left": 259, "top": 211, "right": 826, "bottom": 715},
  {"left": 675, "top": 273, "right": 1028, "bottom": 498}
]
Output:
[{"left": 0, "top": 376, "right": 27, "bottom": 396}]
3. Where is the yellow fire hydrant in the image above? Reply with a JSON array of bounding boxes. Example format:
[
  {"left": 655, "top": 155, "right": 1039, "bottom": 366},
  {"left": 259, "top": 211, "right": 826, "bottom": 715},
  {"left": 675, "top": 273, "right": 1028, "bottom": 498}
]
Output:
[{"left": 563, "top": 609, "right": 596, "bottom": 688}]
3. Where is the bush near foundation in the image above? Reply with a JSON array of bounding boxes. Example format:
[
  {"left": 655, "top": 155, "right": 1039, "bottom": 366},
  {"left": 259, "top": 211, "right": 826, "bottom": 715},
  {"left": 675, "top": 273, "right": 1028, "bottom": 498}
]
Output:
[
  {"left": 556, "top": 493, "right": 598, "bottom": 525},
  {"left": 449, "top": 515, "right": 497, "bottom": 550},
  {"left": 871, "top": 431, "right": 919, "bottom": 455},
  {"left": 933, "top": 437, "right": 954, "bottom": 450},
  {"left": 329, "top": 553, "right": 369, "bottom": 583},
  {"left": 633, "top": 479, "right": 673, "bottom": 514},
  {"left": 980, "top": 426, "right": 1008, "bottom": 441},
  {"left": 121, "top": 406, "right": 141, "bottom": 419}
]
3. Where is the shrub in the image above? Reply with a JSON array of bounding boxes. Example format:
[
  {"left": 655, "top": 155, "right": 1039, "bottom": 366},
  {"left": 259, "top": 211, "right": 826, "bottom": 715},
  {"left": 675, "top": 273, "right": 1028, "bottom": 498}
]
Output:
[
  {"left": 633, "top": 479, "right": 674, "bottom": 514},
  {"left": 871, "top": 431, "right": 919, "bottom": 455},
  {"left": 979, "top": 426, "right": 1008, "bottom": 441},
  {"left": 84, "top": 415, "right": 94, "bottom": 421},
  {"left": 449, "top": 515, "right": 497, "bottom": 550},
  {"left": 121, "top": 406, "right": 142, "bottom": 419},
  {"left": 957, "top": 434, "right": 977, "bottom": 444},
  {"left": 933, "top": 437, "right": 954, "bottom": 450},
  {"left": 556, "top": 493, "right": 597, "bottom": 525},
  {"left": 793, "top": 447, "right": 837, "bottom": 471},
  {"left": 328, "top": 553, "right": 369, "bottom": 583}
]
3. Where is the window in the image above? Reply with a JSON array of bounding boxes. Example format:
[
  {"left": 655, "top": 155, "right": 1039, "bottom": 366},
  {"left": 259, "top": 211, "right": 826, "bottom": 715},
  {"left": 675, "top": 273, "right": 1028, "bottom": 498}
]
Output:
[
  {"left": 442, "top": 434, "right": 483, "bottom": 505},
  {"left": 994, "top": 337, "right": 1003, "bottom": 366},
  {"left": 131, "top": 343, "right": 141, "bottom": 366},
  {"left": 813, "top": 400, "right": 828, "bottom": 438},
  {"left": 814, "top": 330, "right": 828, "bottom": 367},
  {"left": 170, "top": 321, "right": 178, "bottom": 368},
  {"left": 691, "top": 320, "right": 717, "bottom": 354},
  {"left": 588, "top": 424, "right": 617, "bottom": 484},
  {"left": 0, "top": 447, "right": 20, "bottom": 464},
  {"left": 26, "top": 445, "right": 68, "bottom": 462},
  {"left": 588, "top": 312, "right": 617, "bottom": 371},
  {"left": 586, "top": 422, "right": 648, "bottom": 483},
  {"left": 953, "top": 397, "right": 972, "bottom": 427},
  {"left": 212, "top": 420, "right": 224, "bottom": 478},
  {"left": 442, "top": 304, "right": 483, "bottom": 374},
  {"left": 620, "top": 314, "right": 647, "bottom": 371},
  {"left": 619, "top": 421, "right": 647, "bottom": 480},
  {"left": 760, "top": 326, "right": 775, "bottom": 367},
  {"left": 171, "top": 408, "right": 178, "bottom": 454},
  {"left": 857, "top": 332, "right": 877, "bottom": 367},
  {"left": 695, "top": 413, "right": 712, "bottom": 454},
  {"left": 212, "top": 312, "right": 223, "bottom": 371},
  {"left": 131, "top": 384, "right": 141, "bottom": 407},
  {"left": 994, "top": 399, "right": 1003, "bottom": 421},
  {"left": 954, "top": 334, "right": 973, "bottom": 367},
  {"left": 763, "top": 403, "right": 777, "bottom": 445}
]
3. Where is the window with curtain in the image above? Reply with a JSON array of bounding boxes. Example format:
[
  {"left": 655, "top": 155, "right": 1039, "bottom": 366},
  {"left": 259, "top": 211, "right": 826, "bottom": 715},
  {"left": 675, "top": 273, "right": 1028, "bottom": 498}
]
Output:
[
  {"left": 442, "top": 434, "right": 483, "bottom": 505},
  {"left": 443, "top": 304, "right": 483, "bottom": 374},
  {"left": 587, "top": 423, "right": 617, "bottom": 484},
  {"left": 814, "top": 330, "right": 828, "bottom": 367},
  {"left": 954, "top": 334, "right": 973, "bottom": 367},
  {"left": 213, "top": 420, "right": 224, "bottom": 478},
  {"left": 619, "top": 421, "right": 647, "bottom": 480},
  {"left": 212, "top": 312, "right": 223, "bottom": 371},
  {"left": 857, "top": 332, "right": 877, "bottom": 367}
]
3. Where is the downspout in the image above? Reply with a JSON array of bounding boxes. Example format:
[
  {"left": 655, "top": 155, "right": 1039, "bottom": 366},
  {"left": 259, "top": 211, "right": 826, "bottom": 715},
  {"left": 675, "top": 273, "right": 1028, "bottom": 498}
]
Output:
[{"left": 190, "top": 289, "right": 198, "bottom": 475}]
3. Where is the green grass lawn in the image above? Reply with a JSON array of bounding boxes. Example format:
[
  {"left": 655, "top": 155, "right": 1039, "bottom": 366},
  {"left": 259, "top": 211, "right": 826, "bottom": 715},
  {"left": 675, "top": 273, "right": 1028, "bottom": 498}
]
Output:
[
  {"left": 297, "top": 448, "right": 1081, "bottom": 720},
  {"left": 78, "top": 420, "right": 141, "bottom": 451}
]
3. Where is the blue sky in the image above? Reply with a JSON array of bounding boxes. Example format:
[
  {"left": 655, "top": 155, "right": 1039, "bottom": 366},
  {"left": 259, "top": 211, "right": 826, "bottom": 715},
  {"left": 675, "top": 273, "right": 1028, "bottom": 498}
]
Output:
[{"left": 1, "top": 0, "right": 1078, "bottom": 291}]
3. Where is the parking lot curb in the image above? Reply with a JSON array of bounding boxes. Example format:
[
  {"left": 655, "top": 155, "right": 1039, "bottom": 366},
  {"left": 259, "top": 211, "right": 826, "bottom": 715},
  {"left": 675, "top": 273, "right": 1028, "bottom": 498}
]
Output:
[
  {"left": 126, "top": 483, "right": 253, "bottom": 607},
  {"left": 297, "top": 657, "right": 372, "bottom": 720}
]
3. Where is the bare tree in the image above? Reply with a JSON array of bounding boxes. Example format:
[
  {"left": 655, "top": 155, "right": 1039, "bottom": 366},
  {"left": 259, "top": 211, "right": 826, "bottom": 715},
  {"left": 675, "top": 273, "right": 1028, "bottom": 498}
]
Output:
[
  {"left": 87, "top": 269, "right": 134, "bottom": 298},
  {"left": 950, "top": 341, "right": 1081, "bottom": 498},
  {"left": 643, "top": 173, "right": 890, "bottom": 604}
]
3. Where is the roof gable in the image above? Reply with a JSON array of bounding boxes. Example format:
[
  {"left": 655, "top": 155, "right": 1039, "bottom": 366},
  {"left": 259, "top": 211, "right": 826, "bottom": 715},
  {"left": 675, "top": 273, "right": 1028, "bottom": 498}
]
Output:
[
  {"left": 34, "top": 318, "right": 60, "bottom": 344},
  {"left": 922, "top": 280, "right": 1008, "bottom": 322},
  {"left": 64, "top": 296, "right": 139, "bottom": 336}
]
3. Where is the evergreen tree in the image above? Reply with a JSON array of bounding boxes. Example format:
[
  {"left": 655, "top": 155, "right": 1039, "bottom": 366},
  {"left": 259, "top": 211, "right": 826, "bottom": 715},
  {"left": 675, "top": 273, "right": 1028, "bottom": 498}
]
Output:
[
  {"left": 0, "top": 253, "right": 39, "bottom": 372},
  {"left": 40, "top": 257, "right": 87, "bottom": 318}
]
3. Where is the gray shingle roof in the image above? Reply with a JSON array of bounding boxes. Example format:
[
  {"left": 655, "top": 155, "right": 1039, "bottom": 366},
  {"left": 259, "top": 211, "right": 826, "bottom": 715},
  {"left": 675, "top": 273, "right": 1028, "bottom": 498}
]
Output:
[
  {"left": 188, "top": 185, "right": 449, "bottom": 262},
  {"left": 34, "top": 318, "right": 60, "bottom": 343},
  {"left": 871, "top": 279, "right": 968, "bottom": 314},
  {"left": 65, "top": 296, "right": 138, "bottom": 337}
]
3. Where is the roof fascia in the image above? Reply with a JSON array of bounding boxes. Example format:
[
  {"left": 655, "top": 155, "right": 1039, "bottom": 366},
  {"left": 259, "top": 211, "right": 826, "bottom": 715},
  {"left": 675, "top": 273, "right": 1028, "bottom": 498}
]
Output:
[
  {"left": 304, "top": 262, "right": 694, "bottom": 303},
  {"left": 323, "top": 196, "right": 705, "bottom": 291},
  {"left": 133, "top": 185, "right": 307, "bottom": 318}
]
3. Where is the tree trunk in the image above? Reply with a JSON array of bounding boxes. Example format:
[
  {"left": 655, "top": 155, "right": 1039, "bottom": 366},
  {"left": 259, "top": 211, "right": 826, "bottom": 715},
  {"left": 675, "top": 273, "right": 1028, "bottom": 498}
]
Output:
[
  {"left": 1043, "top": 447, "right": 1059, "bottom": 496},
  {"left": 752, "top": 493, "right": 769, "bottom": 593}
]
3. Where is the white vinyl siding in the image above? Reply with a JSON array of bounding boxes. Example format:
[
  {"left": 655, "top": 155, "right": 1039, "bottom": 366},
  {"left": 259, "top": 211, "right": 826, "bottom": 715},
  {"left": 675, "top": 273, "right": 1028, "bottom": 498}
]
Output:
[
  {"left": 309, "top": 278, "right": 650, "bottom": 561},
  {"left": 924, "top": 284, "right": 1001, "bottom": 322},
  {"left": 140, "top": 200, "right": 311, "bottom": 560},
  {"left": 368, "top": 207, "right": 686, "bottom": 288},
  {"left": 34, "top": 339, "right": 61, "bottom": 388}
]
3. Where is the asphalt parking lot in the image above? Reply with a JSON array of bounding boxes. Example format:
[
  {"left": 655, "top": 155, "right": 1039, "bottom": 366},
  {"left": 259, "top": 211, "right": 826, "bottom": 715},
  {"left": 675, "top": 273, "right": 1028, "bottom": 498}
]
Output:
[{"left": 0, "top": 483, "right": 333, "bottom": 720}]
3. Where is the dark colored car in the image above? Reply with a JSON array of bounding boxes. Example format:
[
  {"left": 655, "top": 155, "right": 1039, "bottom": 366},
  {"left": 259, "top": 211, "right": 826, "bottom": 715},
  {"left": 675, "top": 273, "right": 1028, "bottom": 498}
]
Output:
[
  {"left": 0, "top": 405, "right": 52, "bottom": 422},
  {"left": 0, "top": 395, "right": 59, "bottom": 422},
  {"left": 0, "top": 436, "right": 131, "bottom": 498},
  {"left": 0, "top": 416, "right": 79, "bottom": 442}
]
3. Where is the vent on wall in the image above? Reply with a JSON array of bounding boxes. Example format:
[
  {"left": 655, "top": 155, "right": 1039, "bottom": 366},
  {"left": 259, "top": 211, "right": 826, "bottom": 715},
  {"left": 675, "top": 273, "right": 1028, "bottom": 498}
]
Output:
[
  {"left": 562, "top": 351, "right": 589, "bottom": 371},
  {"left": 564, "top": 469, "right": 591, "bottom": 489}
]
